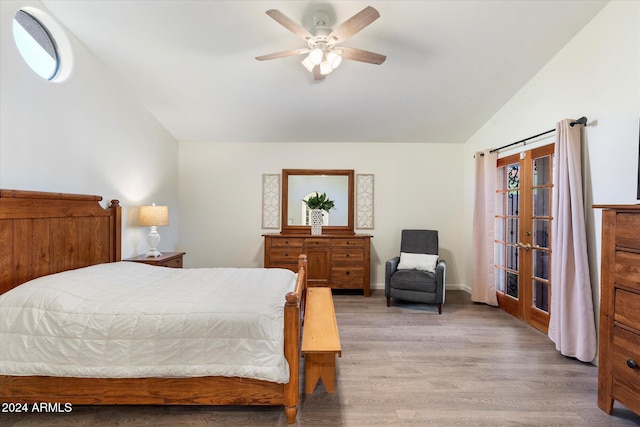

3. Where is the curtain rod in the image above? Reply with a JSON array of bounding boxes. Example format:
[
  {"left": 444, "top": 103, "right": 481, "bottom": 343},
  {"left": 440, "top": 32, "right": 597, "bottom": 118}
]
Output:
[{"left": 488, "top": 116, "right": 588, "bottom": 154}]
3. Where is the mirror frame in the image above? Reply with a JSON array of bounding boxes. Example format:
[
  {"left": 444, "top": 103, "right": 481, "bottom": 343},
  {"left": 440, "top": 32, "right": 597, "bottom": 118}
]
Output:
[{"left": 281, "top": 169, "right": 355, "bottom": 235}]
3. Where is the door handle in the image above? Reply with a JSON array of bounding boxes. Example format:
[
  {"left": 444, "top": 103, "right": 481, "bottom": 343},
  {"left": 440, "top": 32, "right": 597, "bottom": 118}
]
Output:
[{"left": 516, "top": 242, "right": 532, "bottom": 250}]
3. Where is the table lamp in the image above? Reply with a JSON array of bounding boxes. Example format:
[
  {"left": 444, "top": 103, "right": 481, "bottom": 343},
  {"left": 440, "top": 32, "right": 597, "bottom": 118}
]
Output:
[{"left": 139, "top": 203, "right": 169, "bottom": 257}]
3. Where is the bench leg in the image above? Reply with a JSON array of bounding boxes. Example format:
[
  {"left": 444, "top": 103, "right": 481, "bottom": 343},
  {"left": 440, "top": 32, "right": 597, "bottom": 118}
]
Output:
[{"left": 304, "top": 352, "right": 336, "bottom": 394}]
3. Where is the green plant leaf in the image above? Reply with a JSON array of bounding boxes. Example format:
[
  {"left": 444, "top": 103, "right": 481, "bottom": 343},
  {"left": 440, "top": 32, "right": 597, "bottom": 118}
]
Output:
[{"left": 303, "top": 191, "right": 335, "bottom": 212}]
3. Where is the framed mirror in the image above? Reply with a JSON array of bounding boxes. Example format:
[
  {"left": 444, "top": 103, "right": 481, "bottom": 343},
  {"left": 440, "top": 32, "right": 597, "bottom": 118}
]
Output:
[{"left": 282, "top": 169, "right": 355, "bottom": 235}]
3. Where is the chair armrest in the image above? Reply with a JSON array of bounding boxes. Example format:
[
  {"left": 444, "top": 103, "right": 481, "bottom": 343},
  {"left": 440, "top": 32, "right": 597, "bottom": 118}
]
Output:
[
  {"left": 385, "top": 256, "right": 400, "bottom": 296},
  {"left": 436, "top": 259, "right": 446, "bottom": 303}
]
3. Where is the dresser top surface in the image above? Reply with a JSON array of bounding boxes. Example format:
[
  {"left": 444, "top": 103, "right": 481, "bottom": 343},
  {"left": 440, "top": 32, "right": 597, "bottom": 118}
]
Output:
[
  {"left": 593, "top": 204, "right": 640, "bottom": 211},
  {"left": 263, "top": 233, "right": 372, "bottom": 238}
]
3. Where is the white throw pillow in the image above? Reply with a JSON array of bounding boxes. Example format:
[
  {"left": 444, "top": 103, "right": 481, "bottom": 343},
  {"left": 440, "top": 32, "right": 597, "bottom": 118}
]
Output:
[{"left": 397, "top": 252, "right": 439, "bottom": 273}]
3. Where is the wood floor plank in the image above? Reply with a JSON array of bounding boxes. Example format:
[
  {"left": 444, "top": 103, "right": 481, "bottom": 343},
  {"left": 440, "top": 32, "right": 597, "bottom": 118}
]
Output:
[{"left": 2, "top": 290, "right": 639, "bottom": 426}]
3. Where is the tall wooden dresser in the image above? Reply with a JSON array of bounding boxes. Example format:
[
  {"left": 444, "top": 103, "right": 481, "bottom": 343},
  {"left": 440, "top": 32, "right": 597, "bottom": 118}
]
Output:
[
  {"left": 595, "top": 204, "right": 640, "bottom": 416},
  {"left": 264, "top": 234, "right": 372, "bottom": 296}
]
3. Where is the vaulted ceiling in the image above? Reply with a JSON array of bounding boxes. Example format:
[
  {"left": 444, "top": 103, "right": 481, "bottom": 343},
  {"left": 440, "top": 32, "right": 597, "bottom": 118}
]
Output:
[{"left": 40, "top": 0, "right": 608, "bottom": 143}]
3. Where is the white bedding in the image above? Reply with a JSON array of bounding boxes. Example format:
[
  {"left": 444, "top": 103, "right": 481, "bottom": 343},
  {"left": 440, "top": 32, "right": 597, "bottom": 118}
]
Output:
[{"left": 0, "top": 262, "right": 297, "bottom": 383}]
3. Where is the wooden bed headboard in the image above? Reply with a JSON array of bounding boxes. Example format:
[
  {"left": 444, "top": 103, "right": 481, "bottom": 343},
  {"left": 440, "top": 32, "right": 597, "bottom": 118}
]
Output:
[{"left": 0, "top": 189, "right": 121, "bottom": 294}]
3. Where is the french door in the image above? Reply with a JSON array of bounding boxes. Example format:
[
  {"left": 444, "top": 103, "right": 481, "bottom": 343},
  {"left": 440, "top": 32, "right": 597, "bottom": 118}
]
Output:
[{"left": 494, "top": 145, "right": 554, "bottom": 333}]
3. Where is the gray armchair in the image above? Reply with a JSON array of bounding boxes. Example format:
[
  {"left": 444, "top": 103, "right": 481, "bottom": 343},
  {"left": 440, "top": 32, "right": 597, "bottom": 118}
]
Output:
[{"left": 385, "top": 230, "right": 446, "bottom": 314}]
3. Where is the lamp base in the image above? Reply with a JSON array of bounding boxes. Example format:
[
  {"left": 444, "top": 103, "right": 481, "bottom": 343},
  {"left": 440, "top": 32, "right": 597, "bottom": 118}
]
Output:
[
  {"left": 145, "top": 226, "right": 162, "bottom": 257},
  {"left": 145, "top": 248, "right": 162, "bottom": 258}
]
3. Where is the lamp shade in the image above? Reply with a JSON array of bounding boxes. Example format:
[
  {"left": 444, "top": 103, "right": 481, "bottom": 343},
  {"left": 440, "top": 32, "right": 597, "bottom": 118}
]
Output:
[{"left": 139, "top": 204, "right": 169, "bottom": 226}]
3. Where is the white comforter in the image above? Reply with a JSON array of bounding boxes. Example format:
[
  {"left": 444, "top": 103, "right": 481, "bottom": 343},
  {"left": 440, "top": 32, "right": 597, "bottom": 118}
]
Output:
[{"left": 0, "top": 262, "right": 297, "bottom": 383}]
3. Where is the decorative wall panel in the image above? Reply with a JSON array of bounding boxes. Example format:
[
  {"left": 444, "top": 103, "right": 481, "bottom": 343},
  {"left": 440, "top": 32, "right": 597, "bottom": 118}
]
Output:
[
  {"left": 356, "top": 174, "right": 374, "bottom": 229},
  {"left": 262, "top": 174, "right": 280, "bottom": 229}
]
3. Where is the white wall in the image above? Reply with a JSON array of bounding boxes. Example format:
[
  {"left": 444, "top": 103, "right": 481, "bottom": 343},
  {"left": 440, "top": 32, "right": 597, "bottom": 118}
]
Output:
[
  {"left": 179, "top": 142, "right": 465, "bottom": 290},
  {"left": 463, "top": 1, "right": 639, "bottom": 323},
  {"left": 0, "top": 1, "right": 180, "bottom": 258}
]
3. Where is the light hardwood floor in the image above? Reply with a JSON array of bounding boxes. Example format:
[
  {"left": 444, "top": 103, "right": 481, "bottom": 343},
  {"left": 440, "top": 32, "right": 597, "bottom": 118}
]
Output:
[{"left": 3, "top": 290, "right": 639, "bottom": 426}]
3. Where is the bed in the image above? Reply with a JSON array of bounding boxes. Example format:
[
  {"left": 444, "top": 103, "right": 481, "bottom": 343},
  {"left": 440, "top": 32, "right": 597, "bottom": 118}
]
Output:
[{"left": 0, "top": 189, "right": 307, "bottom": 424}]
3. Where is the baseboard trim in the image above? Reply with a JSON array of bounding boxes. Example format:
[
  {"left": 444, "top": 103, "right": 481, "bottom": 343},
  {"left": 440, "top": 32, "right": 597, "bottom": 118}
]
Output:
[{"left": 371, "top": 283, "right": 471, "bottom": 294}]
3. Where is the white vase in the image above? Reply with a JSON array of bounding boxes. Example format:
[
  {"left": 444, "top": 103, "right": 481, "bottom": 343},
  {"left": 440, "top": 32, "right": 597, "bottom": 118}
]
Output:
[{"left": 310, "top": 209, "right": 323, "bottom": 235}]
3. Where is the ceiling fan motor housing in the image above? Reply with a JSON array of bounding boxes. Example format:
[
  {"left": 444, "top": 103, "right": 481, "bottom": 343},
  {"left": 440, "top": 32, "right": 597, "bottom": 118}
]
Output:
[
  {"left": 308, "top": 11, "right": 336, "bottom": 50},
  {"left": 311, "top": 10, "right": 331, "bottom": 28}
]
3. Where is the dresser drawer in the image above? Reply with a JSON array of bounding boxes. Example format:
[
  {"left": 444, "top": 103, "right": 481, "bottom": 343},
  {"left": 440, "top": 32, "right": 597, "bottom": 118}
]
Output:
[
  {"left": 305, "top": 238, "right": 332, "bottom": 247},
  {"left": 331, "top": 266, "right": 364, "bottom": 287},
  {"left": 615, "top": 251, "right": 640, "bottom": 293},
  {"left": 615, "top": 289, "right": 640, "bottom": 330},
  {"left": 163, "top": 257, "right": 183, "bottom": 268},
  {"left": 269, "top": 248, "right": 303, "bottom": 263},
  {"left": 612, "top": 327, "right": 640, "bottom": 403},
  {"left": 332, "top": 248, "right": 364, "bottom": 263},
  {"left": 616, "top": 213, "right": 640, "bottom": 250},
  {"left": 270, "top": 237, "right": 304, "bottom": 248},
  {"left": 332, "top": 238, "right": 364, "bottom": 248}
]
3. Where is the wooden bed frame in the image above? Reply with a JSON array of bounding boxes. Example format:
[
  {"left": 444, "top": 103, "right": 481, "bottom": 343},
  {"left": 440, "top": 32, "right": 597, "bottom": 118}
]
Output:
[{"left": 0, "top": 189, "right": 307, "bottom": 424}]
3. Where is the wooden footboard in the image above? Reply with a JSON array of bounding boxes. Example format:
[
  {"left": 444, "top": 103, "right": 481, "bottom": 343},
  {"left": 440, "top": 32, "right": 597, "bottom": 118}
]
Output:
[{"left": 0, "top": 189, "right": 307, "bottom": 424}]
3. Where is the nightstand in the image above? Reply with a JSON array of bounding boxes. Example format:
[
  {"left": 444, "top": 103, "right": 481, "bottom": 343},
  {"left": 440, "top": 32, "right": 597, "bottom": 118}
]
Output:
[{"left": 124, "top": 252, "right": 186, "bottom": 268}]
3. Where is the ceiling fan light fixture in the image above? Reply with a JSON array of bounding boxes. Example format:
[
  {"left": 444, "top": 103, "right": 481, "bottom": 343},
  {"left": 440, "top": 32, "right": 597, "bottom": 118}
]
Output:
[
  {"left": 320, "top": 61, "right": 333, "bottom": 75},
  {"left": 326, "top": 50, "right": 342, "bottom": 69},
  {"left": 301, "top": 55, "right": 315, "bottom": 72},
  {"left": 308, "top": 48, "right": 323, "bottom": 65}
]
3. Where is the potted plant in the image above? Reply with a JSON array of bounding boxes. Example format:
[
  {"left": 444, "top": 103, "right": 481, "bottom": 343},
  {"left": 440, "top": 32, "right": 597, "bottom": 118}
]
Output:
[{"left": 304, "top": 192, "right": 334, "bottom": 235}]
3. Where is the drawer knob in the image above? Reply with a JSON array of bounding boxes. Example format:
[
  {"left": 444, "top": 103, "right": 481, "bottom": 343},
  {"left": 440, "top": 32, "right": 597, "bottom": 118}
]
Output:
[{"left": 627, "top": 359, "right": 638, "bottom": 369}]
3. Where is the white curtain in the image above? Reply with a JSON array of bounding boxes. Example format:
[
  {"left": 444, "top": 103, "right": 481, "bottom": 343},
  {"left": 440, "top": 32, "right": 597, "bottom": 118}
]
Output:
[
  {"left": 548, "top": 119, "right": 597, "bottom": 362},
  {"left": 471, "top": 149, "right": 498, "bottom": 306}
]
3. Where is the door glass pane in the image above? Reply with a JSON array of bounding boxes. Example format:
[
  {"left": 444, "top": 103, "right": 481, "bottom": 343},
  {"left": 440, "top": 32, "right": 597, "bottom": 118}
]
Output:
[
  {"left": 533, "top": 188, "right": 549, "bottom": 216},
  {"left": 495, "top": 218, "right": 504, "bottom": 241},
  {"left": 532, "top": 249, "right": 549, "bottom": 280},
  {"left": 533, "top": 219, "right": 549, "bottom": 248},
  {"left": 507, "top": 272, "right": 519, "bottom": 299},
  {"left": 508, "top": 191, "right": 519, "bottom": 215},
  {"left": 507, "top": 163, "right": 519, "bottom": 189},
  {"left": 496, "top": 167, "right": 505, "bottom": 190},
  {"left": 533, "top": 280, "right": 549, "bottom": 312},
  {"left": 507, "top": 218, "right": 518, "bottom": 243},
  {"left": 496, "top": 192, "right": 505, "bottom": 215},
  {"left": 507, "top": 245, "right": 518, "bottom": 270},
  {"left": 533, "top": 156, "right": 550, "bottom": 186},
  {"left": 495, "top": 243, "right": 504, "bottom": 267},
  {"left": 495, "top": 268, "right": 505, "bottom": 293}
]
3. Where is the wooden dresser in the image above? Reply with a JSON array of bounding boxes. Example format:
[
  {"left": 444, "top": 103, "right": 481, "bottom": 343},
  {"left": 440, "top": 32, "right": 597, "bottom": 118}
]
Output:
[
  {"left": 264, "top": 234, "right": 372, "bottom": 296},
  {"left": 595, "top": 204, "right": 640, "bottom": 416}
]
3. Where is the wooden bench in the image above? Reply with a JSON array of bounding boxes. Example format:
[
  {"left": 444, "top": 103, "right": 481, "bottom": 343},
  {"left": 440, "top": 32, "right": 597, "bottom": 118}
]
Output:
[{"left": 301, "top": 287, "right": 341, "bottom": 394}]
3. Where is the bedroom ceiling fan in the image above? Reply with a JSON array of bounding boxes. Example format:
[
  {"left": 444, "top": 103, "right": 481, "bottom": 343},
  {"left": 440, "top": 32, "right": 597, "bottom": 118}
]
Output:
[{"left": 256, "top": 6, "right": 386, "bottom": 80}]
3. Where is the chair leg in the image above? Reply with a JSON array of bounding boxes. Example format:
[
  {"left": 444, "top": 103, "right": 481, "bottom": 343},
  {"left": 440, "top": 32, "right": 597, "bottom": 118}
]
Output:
[
  {"left": 437, "top": 303, "right": 442, "bottom": 314},
  {"left": 386, "top": 297, "right": 390, "bottom": 307}
]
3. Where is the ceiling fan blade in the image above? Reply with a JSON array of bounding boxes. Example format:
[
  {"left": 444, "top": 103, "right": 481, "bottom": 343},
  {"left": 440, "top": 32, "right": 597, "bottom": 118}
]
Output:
[
  {"left": 338, "top": 47, "right": 386, "bottom": 65},
  {"left": 329, "top": 6, "right": 380, "bottom": 43},
  {"left": 313, "top": 66, "right": 326, "bottom": 81},
  {"left": 265, "top": 9, "right": 313, "bottom": 40},
  {"left": 255, "top": 48, "right": 309, "bottom": 61}
]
